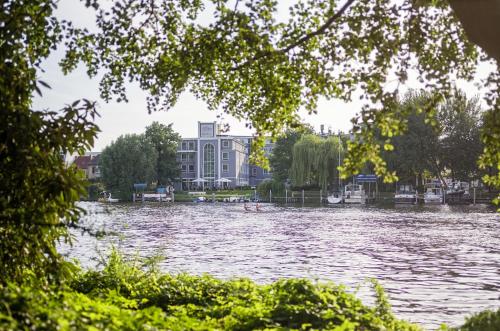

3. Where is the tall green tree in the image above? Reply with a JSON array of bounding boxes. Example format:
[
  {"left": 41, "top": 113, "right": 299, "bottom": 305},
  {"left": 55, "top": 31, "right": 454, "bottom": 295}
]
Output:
[
  {"left": 438, "top": 90, "right": 483, "bottom": 182},
  {"left": 384, "top": 89, "right": 484, "bottom": 186},
  {"left": 270, "top": 127, "right": 313, "bottom": 183},
  {"left": 290, "top": 134, "right": 343, "bottom": 192},
  {"left": 144, "top": 122, "right": 181, "bottom": 186},
  {"left": 384, "top": 91, "right": 442, "bottom": 185},
  {"left": 100, "top": 134, "right": 157, "bottom": 201},
  {"left": 0, "top": 2, "right": 98, "bottom": 283}
]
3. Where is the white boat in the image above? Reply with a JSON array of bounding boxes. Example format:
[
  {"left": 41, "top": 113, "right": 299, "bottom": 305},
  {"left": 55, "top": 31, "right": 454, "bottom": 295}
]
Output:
[
  {"left": 394, "top": 184, "right": 417, "bottom": 204},
  {"left": 327, "top": 191, "right": 344, "bottom": 204},
  {"left": 424, "top": 182, "right": 443, "bottom": 204},
  {"left": 143, "top": 193, "right": 171, "bottom": 202},
  {"left": 194, "top": 196, "right": 207, "bottom": 203},
  {"left": 344, "top": 184, "right": 365, "bottom": 204},
  {"left": 99, "top": 192, "right": 119, "bottom": 203},
  {"left": 446, "top": 181, "right": 472, "bottom": 205}
]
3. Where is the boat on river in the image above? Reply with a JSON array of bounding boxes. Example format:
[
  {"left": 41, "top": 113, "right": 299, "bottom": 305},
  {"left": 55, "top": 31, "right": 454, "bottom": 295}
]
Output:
[
  {"left": 394, "top": 184, "right": 417, "bottom": 204},
  {"left": 423, "top": 182, "right": 443, "bottom": 204},
  {"left": 193, "top": 196, "right": 207, "bottom": 203},
  {"left": 327, "top": 191, "right": 344, "bottom": 204},
  {"left": 446, "top": 181, "right": 472, "bottom": 205},
  {"left": 344, "top": 184, "right": 365, "bottom": 204},
  {"left": 98, "top": 191, "right": 119, "bottom": 203}
]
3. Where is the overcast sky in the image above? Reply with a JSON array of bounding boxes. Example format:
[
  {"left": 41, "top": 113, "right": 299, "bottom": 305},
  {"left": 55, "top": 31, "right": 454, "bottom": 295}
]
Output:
[{"left": 32, "top": 0, "right": 494, "bottom": 152}]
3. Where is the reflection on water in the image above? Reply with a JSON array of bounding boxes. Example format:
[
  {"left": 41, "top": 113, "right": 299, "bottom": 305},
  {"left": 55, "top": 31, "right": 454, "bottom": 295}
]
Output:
[{"left": 65, "top": 202, "right": 499, "bottom": 329}]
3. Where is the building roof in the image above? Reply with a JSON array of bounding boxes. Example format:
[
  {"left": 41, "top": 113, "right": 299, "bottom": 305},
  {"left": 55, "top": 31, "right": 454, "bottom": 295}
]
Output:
[
  {"left": 73, "top": 155, "right": 91, "bottom": 169},
  {"left": 89, "top": 154, "right": 100, "bottom": 166}
]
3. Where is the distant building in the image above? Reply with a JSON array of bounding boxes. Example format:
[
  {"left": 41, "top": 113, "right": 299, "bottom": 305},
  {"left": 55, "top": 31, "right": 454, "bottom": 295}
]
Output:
[
  {"left": 174, "top": 122, "right": 273, "bottom": 191},
  {"left": 73, "top": 152, "right": 101, "bottom": 179}
]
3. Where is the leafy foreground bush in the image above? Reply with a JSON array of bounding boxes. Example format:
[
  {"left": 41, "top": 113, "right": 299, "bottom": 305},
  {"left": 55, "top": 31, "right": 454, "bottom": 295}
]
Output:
[
  {"left": 0, "top": 251, "right": 420, "bottom": 331},
  {"left": 449, "top": 309, "right": 500, "bottom": 331},
  {"left": 0, "top": 251, "right": 497, "bottom": 331}
]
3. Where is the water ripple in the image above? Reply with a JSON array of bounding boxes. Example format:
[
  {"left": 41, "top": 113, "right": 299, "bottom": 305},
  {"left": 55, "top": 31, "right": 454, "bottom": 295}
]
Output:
[{"left": 62, "top": 202, "right": 500, "bottom": 330}]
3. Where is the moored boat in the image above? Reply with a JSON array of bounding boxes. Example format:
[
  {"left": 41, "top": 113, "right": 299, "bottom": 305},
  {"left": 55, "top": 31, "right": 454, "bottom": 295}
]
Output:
[
  {"left": 394, "top": 184, "right": 417, "bottom": 204},
  {"left": 344, "top": 184, "right": 365, "bottom": 204},
  {"left": 446, "top": 181, "right": 472, "bottom": 205},
  {"left": 327, "top": 191, "right": 344, "bottom": 204},
  {"left": 424, "top": 182, "right": 443, "bottom": 204},
  {"left": 193, "top": 196, "right": 207, "bottom": 203}
]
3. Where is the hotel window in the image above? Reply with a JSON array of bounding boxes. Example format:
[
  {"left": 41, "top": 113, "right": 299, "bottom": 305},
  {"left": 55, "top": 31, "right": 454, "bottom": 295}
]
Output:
[
  {"left": 252, "top": 168, "right": 257, "bottom": 176},
  {"left": 181, "top": 164, "right": 187, "bottom": 172},
  {"left": 263, "top": 168, "right": 270, "bottom": 175},
  {"left": 222, "top": 152, "right": 229, "bottom": 160},
  {"left": 188, "top": 153, "right": 194, "bottom": 162},
  {"left": 203, "top": 143, "right": 215, "bottom": 178},
  {"left": 188, "top": 164, "right": 195, "bottom": 173},
  {"left": 222, "top": 140, "right": 229, "bottom": 148},
  {"left": 181, "top": 153, "right": 187, "bottom": 161},
  {"left": 188, "top": 141, "right": 195, "bottom": 150},
  {"left": 181, "top": 142, "right": 187, "bottom": 150},
  {"left": 222, "top": 164, "right": 229, "bottom": 173}
]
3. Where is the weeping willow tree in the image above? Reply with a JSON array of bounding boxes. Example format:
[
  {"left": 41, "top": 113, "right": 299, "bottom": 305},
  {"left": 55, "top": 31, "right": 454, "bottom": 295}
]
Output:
[{"left": 290, "top": 135, "right": 344, "bottom": 192}]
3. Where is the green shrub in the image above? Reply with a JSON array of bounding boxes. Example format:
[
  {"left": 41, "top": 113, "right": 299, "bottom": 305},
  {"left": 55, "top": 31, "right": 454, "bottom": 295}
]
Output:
[
  {"left": 257, "top": 180, "right": 286, "bottom": 200},
  {"left": 2, "top": 250, "right": 495, "bottom": 331},
  {"left": 452, "top": 309, "right": 500, "bottom": 331},
  {"left": 0, "top": 250, "right": 423, "bottom": 331}
]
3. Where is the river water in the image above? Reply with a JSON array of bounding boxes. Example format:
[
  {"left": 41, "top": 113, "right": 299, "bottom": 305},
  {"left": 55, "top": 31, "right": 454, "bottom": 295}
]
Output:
[{"left": 67, "top": 202, "right": 500, "bottom": 329}]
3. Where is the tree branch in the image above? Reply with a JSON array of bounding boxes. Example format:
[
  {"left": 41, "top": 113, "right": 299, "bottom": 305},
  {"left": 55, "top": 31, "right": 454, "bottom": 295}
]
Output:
[
  {"left": 281, "top": 0, "right": 356, "bottom": 53},
  {"left": 232, "top": 0, "right": 356, "bottom": 70}
]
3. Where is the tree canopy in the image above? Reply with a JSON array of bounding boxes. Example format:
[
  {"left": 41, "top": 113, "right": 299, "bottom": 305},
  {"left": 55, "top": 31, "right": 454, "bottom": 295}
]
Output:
[
  {"left": 269, "top": 126, "right": 313, "bottom": 183},
  {"left": 2, "top": 0, "right": 500, "bottom": 283},
  {"left": 382, "top": 89, "right": 484, "bottom": 188},
  {"left": 100, "top": 134, "right": 157, "bottom": 200},
  {"left": 100, "top": 122, "right": 180, "bottom": 200},
  {"left": 0, "top": 1, "right": 99, "bottom": 283},
  {"left": 144, "top": 122, "right": 181, "bottom": 186},
  {"left": 290, "top": 134, "right": 344, "bottom": 191},
  {"left": 58, "top": 0, "right": 498, "bottom": 201},
  {"left": 438, "top": 90, "right": 483, "bottom": 182}
]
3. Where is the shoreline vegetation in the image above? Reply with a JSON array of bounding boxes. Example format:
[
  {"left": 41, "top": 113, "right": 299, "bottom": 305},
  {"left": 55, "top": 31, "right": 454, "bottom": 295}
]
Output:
[
  {"left": 1, "top": 249, "right": 497, "bottom": 331},
  {"left": 85, "top": 188, "right": 499, "bottom": 206},
  {"left": 3, "top": 2, "right": 499, "bottom": 331}
]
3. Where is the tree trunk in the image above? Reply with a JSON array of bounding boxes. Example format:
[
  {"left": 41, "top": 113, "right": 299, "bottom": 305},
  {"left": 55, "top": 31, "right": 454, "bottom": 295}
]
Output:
[
  {"left": 431, "top": 157, "right": 448, "bottom": 189},
  {"left": 449, "top": 0, "right": 500, "bottom": 63}
]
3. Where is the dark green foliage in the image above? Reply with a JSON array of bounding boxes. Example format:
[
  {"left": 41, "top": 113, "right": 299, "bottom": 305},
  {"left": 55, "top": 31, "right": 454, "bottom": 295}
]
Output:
[
  {"left": 383, "top": 90, "right": 484, "bottom": 186},
  {"left": 0, "top": 1, "right": 99, "bottom": 284},
  {"left": 453, "top": 309, "right": 500, "bottom": 331},
  {"left": 99, "top": 122, "right": 180, "bottom": 200},
  {"left": 478, "top": 91, "right": 500, "bottom": 206},
  {"left": 100, "top": 134, "right": 158, "bottom": 201},
  {"left": 257, "top": 180, "right": 285, "bottom": 200},
  {"left": 86, "top": 181, "right": 105, "bottom": 201},
  {"left": 384, "top": 91, "right": 442, "bottom": 183},
  {"left": 144, "top": 122, "right": 181, "bottom": 186},
  {"left": 290, "top": 135, "right": 344, "bottom": 191},
  {"left": 270, "top": 127, "right": 313, "bottom": 183},
  {"left": 438, "top": 90, "right": 483, "bottom": 182},
  {"left": 0, "top": 250, "right": 423, "bottom": 331}
]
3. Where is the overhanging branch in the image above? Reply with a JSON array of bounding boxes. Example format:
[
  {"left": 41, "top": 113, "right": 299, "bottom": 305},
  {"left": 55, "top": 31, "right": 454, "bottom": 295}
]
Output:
[{"left": 232, "top": 0, "right": 356, "bottom": 70}]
